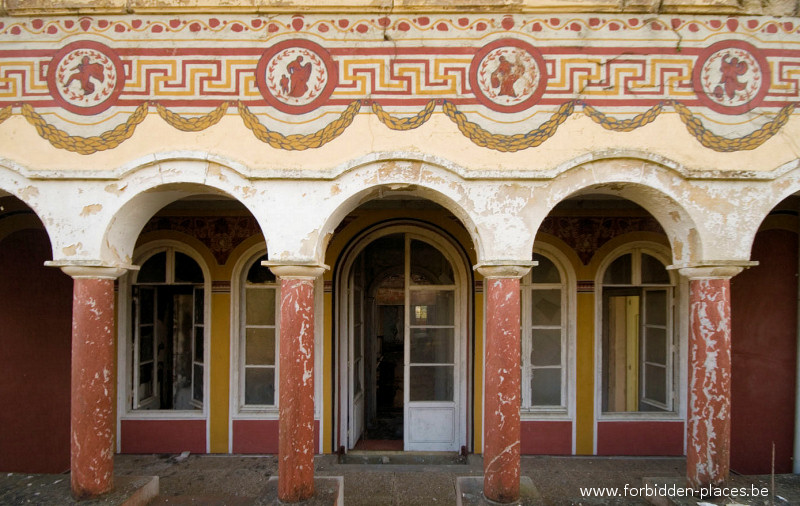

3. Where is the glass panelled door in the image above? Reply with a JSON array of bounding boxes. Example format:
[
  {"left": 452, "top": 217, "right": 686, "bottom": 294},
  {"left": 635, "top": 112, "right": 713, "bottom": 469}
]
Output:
[
  {"left": 348, "top": 256, "right": 366, "bottom": 448},
  {"left": 344, "top": 229, "right": 463, "bottom": 452},
  {"left": 405, "top": 237, "right": 459, "bottom": 451}
]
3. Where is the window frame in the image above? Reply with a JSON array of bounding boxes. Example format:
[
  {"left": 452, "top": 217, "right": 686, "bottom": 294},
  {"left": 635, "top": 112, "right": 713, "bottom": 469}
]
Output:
[
  {"left": 117, "top": 241, "right": 211, "bottom": 422},
  {"left": 520, "top": 245, "right": 575, "bottom": 420},
  {"left": 595, "top": 243, "right": 679, "bottom": 421},
  {"left": 231, "top": 248, "right": 281, "bottom": 419}
]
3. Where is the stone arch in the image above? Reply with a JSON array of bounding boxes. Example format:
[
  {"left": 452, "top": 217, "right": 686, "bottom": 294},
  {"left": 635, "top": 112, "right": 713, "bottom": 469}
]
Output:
[
  {"left": 534, "top": 157, "right": 706, "bottom": 266},
  {"left": 98, "top": 157, "right": 270, "bottom": 268},
  {"left": 0, "top": 163, "right": 57, "bottom": 252},
  {"left": 311, "top": 157, "right": 495, "bottom": 266},
  {"left": 740, "top": 161, "right": 800, "bottom": 259}
]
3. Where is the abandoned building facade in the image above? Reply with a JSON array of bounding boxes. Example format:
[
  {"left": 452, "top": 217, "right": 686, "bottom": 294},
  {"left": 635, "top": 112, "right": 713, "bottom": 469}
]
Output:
[{"left": 0, "top": 0, "right": 799, "bottom": 502}]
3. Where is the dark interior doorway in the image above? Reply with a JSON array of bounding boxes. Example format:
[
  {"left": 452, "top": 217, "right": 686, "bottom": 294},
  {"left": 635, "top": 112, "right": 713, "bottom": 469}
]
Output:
[{"left": 353, "top": 235, "right": 405, "bottom": 451}]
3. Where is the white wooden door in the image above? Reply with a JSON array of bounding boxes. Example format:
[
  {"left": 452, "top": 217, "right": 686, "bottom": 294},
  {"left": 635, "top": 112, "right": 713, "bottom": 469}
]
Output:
[
  {"left": 348, "top": 258, "right": 366, "bottom": 448},
  {"left": 404, "top": 236, "right": 460, "bottom": 451}
]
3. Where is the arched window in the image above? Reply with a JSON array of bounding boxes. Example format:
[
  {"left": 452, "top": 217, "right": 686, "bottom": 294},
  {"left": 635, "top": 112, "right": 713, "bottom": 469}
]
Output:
[
  {"left": 131, "top": 246, "right": 206, "bottom": 411},
  {"left": 237, "top": 252, "right": 280, "bottom": 410},
  {"left": 600, "top": 247, "right": 674, "bottom": 413},
  {"left": 521, "top": 251, "right": 569, "bottom": 411}
]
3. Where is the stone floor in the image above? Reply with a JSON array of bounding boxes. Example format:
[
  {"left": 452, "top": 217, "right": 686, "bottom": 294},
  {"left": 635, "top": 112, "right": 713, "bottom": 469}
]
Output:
[{"left": 3, "top": 454, "right": 799, "bottom": 505}]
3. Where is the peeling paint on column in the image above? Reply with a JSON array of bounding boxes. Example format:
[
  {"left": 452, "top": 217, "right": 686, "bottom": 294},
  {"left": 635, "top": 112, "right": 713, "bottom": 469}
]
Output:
[
  {"left": 687, "top": 278, "right": 731, "bottom": 488},
  {"left": 70, "top": 277, "right": 115, "bottom": 499},
  {"left": 278, "top": 278, "right": 315, "bottom": 502},
  {"left": 484, "top": 278, "right": 521, "bottom": 503}
]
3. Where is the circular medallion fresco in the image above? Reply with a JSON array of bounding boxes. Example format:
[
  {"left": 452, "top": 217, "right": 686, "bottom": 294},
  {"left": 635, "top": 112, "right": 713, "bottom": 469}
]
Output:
[
  {"left": 470, "top": 39, "right": 548, "bottom": 113},
  {"left": 47, "top": 41, "right": 124, "bottom": 115},
  {"left": 256, "top": 40, "right": 337, "bottom": 114},
  {"left": 693, "top": 40, "right": 770, "bottom": 115}
]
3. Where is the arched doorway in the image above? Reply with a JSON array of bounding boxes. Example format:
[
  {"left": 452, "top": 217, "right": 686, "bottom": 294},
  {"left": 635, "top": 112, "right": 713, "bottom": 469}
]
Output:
[
  {"left": 337, "top": 223, "right": 470, "bottom": 452},
  {"left": 0, "top": 194, "right": 72, "bottom": 473},
  {"left": 731, "top": 193, "right": 799, "bottom": 473}
]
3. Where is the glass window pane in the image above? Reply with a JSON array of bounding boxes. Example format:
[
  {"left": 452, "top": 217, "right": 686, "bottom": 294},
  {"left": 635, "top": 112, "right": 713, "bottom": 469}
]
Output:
[
  {"left": 354, "top": 325, "right": 362, "bottom": 361},
  {"left": 245, "top": 367, "right": 275, "bottom": 405},
  {"left": 194, "top": 289, "right": 204, "bottom": 324},
  {"left": 247, "top": 255, "right": 275, "bottom": 284},
  {"left": 531, "top": 329, "right": 561, "bottom": 366},
  {"left": 410, "top": 240, "right": 454, "bottom": 285},
  {"left": 641, "top": 254, "right": 670, "bottom": 284},
  {"left": 644, "top": 364, "right": 667, "bottom": 404},
  {"left": 354, "top": 358, "right": 362, "bottom": 395},
  {"left": 246, "top": 288, "right": 276, "bottom": 326},
  {"left": 645, "top": 290, "right": 667, "bottom": 327},
  {"left": 138, "top": 363, "right": 153, "bottom": 401},
  {"left": 194, "top": 326, "right": 204, "bottom": 363},
  {"left": 604, "top": 254, "right": 632, "bottom": 285},
  {"left": 531, "top": 289, "right": 561, "bottom": 326},
  {"left": 645, "top": 327, "right": 667, "bottom": 365},
  {"left": 139, "top": 288, "right": 154, "bottom": 324},
  {"left": 138, "top": 252, "right": 166, "bottom": 283},
  {"left": 410, "top": 290, "right": 454, "bottom": 325},
  {"left": 175, "top": 252, "right": 204, "bottom": 283},
  {"left": 409, "top": 365, "right": 453, "bottom": 401},
  {"left": 531, "top": 368, "right": 561, "bottom": 406},
  {"left": 410, "top": 328, "right": 454, "bottom": 364},
  {"left": 193, "top": 364, "right": 203, "bottom": 402},
  {"left": 139, "top": 326, "right": 153, "bottom": 362},
  {"left": 532, "top": 254, "right": 560, "bottom": 283},
  {"left": 246, "top": 328, "right": 276, "bottom": 365},
  {"left": 354, "top": 290, "right": 362, "bottom": 323}
]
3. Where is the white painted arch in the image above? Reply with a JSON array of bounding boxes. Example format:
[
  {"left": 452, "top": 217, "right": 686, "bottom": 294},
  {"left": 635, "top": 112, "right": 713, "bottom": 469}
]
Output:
[
  {"left": 96, "top": 156, "right": 272, "bottom": 268},
  {"left": 532, "top": 157, "right": 707, "bottom": 266}
]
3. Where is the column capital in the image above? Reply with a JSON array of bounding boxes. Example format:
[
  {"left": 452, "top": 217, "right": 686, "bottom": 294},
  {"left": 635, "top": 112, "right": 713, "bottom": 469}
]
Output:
[
  {"left": 474, "top": 261, "right": 536, "bottom": 279},
  {"left": 45, "top": 260, "right": 136, "bottom": 279},
  {"left": 262, "top": 261, "right": 328, "bottom": 279},
  {"left": 671, "top": 260, "right": 758, "bottom": 280}
]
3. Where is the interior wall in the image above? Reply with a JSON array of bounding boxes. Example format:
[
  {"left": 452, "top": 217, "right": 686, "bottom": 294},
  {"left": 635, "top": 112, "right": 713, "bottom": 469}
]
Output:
[
  {"left": 0, "top": 228, "right": 73, "bottom": 473},
  {"left": 731, "top": 226, "right": 798, "bottom": 474}
]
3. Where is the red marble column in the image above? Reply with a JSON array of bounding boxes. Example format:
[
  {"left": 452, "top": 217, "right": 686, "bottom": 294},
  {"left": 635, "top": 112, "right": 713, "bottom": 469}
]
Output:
[
  {"left": 268, "top": 264, "right": 325, "bottom": 503},
  {"left": 681, "top": 264, "right": 748, "bottom": 489},
  {"left": 61, "top": 267, "right": 123, "bottom": 500},
  {"left": 479, "top": 264, "right": 531, "bottom": 504}
]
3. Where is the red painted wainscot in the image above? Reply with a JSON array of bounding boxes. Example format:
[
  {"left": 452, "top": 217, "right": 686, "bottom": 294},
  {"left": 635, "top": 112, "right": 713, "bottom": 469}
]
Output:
[
  {"left": 520, "top": 421, "right": 572, "bottom": 455},
  {"left": 232, "top": 420, "right": 321, "bottom": 454},
  {"left": 120, "top": 419, "right": 207, "bottom": 454},
  {"left": 597, "top": 421, "right": 684, "bottom": 456}
]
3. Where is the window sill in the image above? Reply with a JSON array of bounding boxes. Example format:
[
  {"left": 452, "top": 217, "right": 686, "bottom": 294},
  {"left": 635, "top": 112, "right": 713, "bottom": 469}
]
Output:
[
  {"left": 121, "top": 410, "right": 206, "bottom": 420},
  {"left": 521, "top": 408, "right": 570, "bottom": 421},
  {"left": 597, "top": 412, "right": 683, "bottom": 422},
  {"left": 233, "top": 408, "right": 280, "bottom": 419}
]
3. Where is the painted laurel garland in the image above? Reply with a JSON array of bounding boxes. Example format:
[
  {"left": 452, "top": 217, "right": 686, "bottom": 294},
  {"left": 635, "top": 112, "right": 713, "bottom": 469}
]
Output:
[{"left": 7, "top": 100, "right": 797, "bottom": 155}]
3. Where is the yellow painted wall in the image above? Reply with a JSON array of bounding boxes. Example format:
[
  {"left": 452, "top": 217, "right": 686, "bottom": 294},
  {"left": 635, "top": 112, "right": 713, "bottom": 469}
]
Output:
[
  {"left": 323, "top": 291, "right": 333, "bottom": 453},
  {"left": 575, "top": 291, "right": 595, "bottom": 455},
  {"left": 209, "top": 291, "right": 231, "bottom": 453},
  {"left": 473, "top": 289, "right": 483, "bottom": 454}
]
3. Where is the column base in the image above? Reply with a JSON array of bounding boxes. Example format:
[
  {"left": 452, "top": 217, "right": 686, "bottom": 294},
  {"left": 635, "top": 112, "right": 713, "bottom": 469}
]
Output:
[
  {"left": 260, "top": 477, "right": 343, "bottom": 505},
  {"left": 456, "top": 476, "right": 541, "bottom": 506}
]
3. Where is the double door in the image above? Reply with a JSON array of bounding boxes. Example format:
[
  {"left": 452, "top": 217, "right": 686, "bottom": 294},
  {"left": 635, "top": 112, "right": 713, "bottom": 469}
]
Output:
[{"left": 347, "top": 232, "right": 463, "bottom": 451}]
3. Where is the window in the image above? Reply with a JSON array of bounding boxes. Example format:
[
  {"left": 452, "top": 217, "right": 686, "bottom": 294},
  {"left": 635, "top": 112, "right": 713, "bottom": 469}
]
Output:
[
  {"left": 239, "top": 253, "right": 279, "bottom": 409},
  {"left": 521, "top": 252, "right": 568, "bottom": 411},
  {"left": 601, "top": 248, "right": 674, "bottom": 413},
  {"left": 131, "top": 247, "right": 205, "bottom": 411}
]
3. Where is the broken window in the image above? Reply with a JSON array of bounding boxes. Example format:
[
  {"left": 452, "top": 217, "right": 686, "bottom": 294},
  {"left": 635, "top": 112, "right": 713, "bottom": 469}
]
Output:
[
  {"left": 601, "top": 249, "right": 674, "bottom": 413},
  {"left": 131, "top": 247, "right": 205, "bottom": 411}
]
